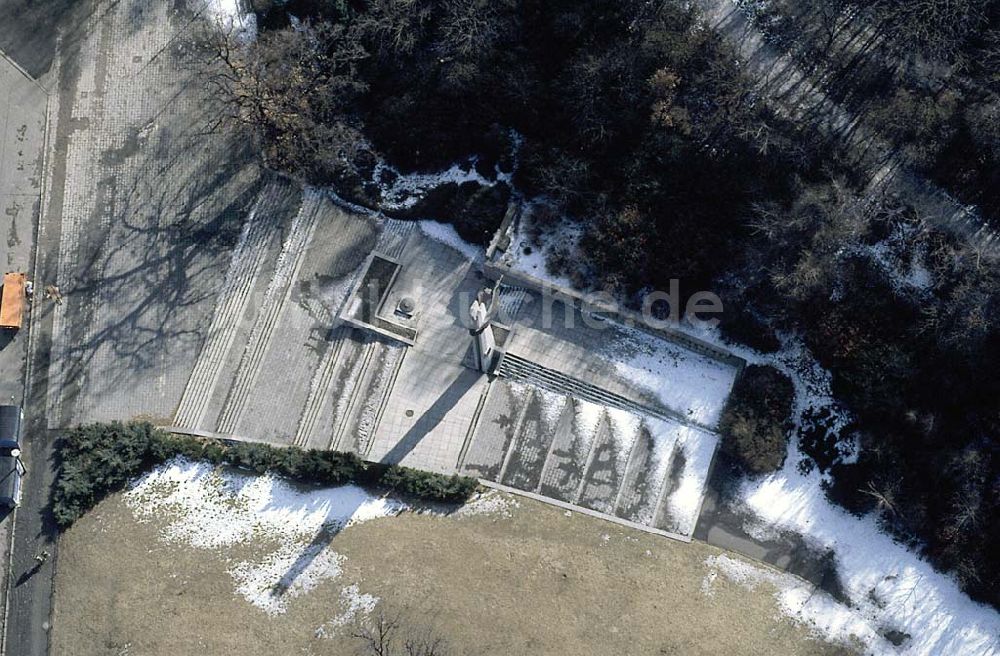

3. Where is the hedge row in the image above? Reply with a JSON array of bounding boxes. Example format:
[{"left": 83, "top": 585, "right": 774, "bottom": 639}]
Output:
[{"left": 53, "top": 421, "right": 479, "bottom": 528}]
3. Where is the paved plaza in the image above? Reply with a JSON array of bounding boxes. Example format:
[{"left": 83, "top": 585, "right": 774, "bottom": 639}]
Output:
[
  {"left": 167, "top": 208, "right": 742, "bottom": 537},
  {"left": 40, "top": 1, "right": 262, "bottom": 429},
  {"left": 17, "top": 0, "right": 746, "bottom": 541}
]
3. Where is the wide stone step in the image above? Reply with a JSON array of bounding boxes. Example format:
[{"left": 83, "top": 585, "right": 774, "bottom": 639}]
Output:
[
  {"left": 216, "top": 188, "right": 323, "bottom": 434},
  {"left": 173, "top": 179, "right": 298, "bottom": 429},
  {"left": 496, "top": 353, "right": 679, "bottom": 425}
]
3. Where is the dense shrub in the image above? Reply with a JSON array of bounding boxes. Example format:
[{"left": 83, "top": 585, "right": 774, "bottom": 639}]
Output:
[
  {"left": 719, "top": 365, "right": 795, "bottom": 474},
  {"left": 53, "top": 422, "right": 478, "bottom": 528},
  {"left": 52, "top": 421, "right": 162, "bottom": 527},
  {"left": 375, "top": 464, "right": 479, "bottom": 503}
]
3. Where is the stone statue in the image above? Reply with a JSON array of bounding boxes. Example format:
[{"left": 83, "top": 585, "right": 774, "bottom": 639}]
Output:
[{"left": 469, "top": 286, "right": 498, "bottom": 372}]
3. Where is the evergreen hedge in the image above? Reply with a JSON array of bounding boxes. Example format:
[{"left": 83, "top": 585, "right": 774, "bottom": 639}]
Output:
[
  {"left": 53, "top": 421, "right": 479, "bottom": 528},
  {"left": 718, "top": 365, "right": 795, "bottom": 474}
]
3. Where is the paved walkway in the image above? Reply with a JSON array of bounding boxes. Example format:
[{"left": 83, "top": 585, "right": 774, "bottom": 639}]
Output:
[
  {"left": 0, "top": 50, "right": 46, "bottom": 404},
  {"left": 42, "top": 1, "right": 261, "bottom": 430}
]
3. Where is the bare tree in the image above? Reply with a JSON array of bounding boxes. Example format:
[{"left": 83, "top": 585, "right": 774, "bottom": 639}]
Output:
[
  {"left": 438, "top": 0, "right": 509, "bottom": 59},
  {"left": 189, "top": 20, "right": 371, "bottom": 182},
  {"left": 868, "top": 0, "right": 984, "bottom": 63},
  {"left": 356, "top": 0, "right": 433, "bottom": 58},
  {"left": 351, "top": 609, "right": 452, "bottom": 656}
]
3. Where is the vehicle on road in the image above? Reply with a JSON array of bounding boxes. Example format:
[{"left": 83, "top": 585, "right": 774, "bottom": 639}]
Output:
[
  {"left": 0, "top": 404, "right": 25, "bottom": 508},
  {"left": 1, "top": 272, "right": 27, "bottom": 330}
]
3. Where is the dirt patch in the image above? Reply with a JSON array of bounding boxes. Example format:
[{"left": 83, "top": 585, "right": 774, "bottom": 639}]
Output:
[{"left": 52, "top": 489, "right": 855, "bottom": 656}]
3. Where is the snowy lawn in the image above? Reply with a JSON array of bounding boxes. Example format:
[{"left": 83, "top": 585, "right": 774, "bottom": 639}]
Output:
[
  {"left": 123, "top": 460, "right": 527, "bottom": 617},
  {"left": 124, "top": 458, "right": 406, "bottom": 615}
]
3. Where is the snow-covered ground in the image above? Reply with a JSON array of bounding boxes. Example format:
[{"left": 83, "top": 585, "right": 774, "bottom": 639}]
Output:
[
  {"left": 198, "top": 0, "right": 257, "bottom": 40},
  {"left": 316, "top": 584, "right": 379, "bottom": 637},
  {"left": 499, "top": 201, "right": 584, "bottom": 288},
  {"left": 665, "top": 427, "right": 720, "bottom": 536},
  {"left": 418, "top": 220, "right": 483, "bottom": 261},
  {"left": 123, "top": 460, "right": 526, "bottom": 622},
  {"left": 125, "top": 458, "right": 406, "bottom": 615},
  {"left": 453, "top": 489, "right": 521, "bottom": 519},
  {"left": 604, "top": 325, "right": 739, "bottom": 428},
  {"left": 736, "top": 458, "right": 1000, "bottom": 655},
  {"left": 681, "top": 324, "right": 1000, "bottom": 656},
  {"left": 851, "top": 222, "right": 935, "bottom": 295},
  {"left": 703, "top": 554, "right": 886, "bottom": 652},
  {"left": 376, "top": 159, "right": 512, "bottom": 212}
]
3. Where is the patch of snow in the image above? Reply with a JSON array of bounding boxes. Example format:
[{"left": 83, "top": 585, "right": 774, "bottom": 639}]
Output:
[
  {"left": 605, "top": 407, "right": 642, "bottom": 473},
  {"left": 356, "top": 344, "right": 405, "bottom": 450},
  {"left": 418, "top": 220, "right": 483, "bottom": 261},
  {"left": 231, "top": 543, "right": 345, "bottom": 616},
  {"left": 703, "top": 554, "right": 885, "bottom": 652},
  {"left": 904, "top": 255, "right": 933, "bottom": 290},
  {"left": 624, "top": 418, "right": 686, "bottom": 527},
  {"left": 199, "top": 0, "right": 257, "bottom": 41},
  {"left": 333, "top": 339, "right": 375, "bottom": 431},
  {"left": 677, "top": 326, "right": 1000, "bottom": 655},
  {"left": 605, "top": 325, "right": 739, "bottom": 427},
  {"left": 664, "top": 428, "right": 719, "bottom": 536},
  {"left": 124, "top": 458, "right": 405, "bottom": 615},
  {"left": 536, "top": 387, "right": 569, "bottom": 430},
  {"left": 506, "top": 379, "right": 533, "bottom": 404},
  {"left": 681, "top": 329, "right": 999, "bottom": 655},
  {"left": 853, "top": 222, "right": 935, "bottom": 294},
  {"left": 863, "top": 239, "right": 929, "bottom": 293},
  {"left": 319, "top": 584, "right": 379, "bottom": 636},
  {"left": 735, "top": 460, "right": 1000, "bottom": 656},
  {"left": 454, "top": 490, "right": 520, "bottom": 519},
  {"left": 500, "top": 201, "right": 583, "bottom": 289},
  {"left": 376, "top": 160, "right": 510, "bottom": 212},
  {"left": 646, "top": 418, "right": 684, "bottom": 480},
  {"left": 572, "top": 399, "right": 605, "bottom": 450}
]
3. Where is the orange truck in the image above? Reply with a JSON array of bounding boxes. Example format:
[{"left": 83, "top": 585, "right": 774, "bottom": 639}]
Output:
[{"left": 1, "top": 272, "right": 27, "bottom": 330}]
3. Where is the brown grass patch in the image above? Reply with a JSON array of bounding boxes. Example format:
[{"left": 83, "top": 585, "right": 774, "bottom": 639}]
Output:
[{"left": 52, "top": 490, "right": 855, "bottom": 655}]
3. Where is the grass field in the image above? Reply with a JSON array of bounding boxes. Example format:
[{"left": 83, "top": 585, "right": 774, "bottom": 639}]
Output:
[{"left": 51, "top": 470, "right": 856, "bottom": 656}]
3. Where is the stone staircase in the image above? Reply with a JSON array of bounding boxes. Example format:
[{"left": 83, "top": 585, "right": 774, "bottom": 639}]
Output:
[
  {"left": 173, "top": 179, "right": 298, "bottom": 429},
  {"left": 495, "top": 352, "right": 697, "bottom": 428},
  {"left": 215, "top": 188, "right": 323, "bottom": 434}
]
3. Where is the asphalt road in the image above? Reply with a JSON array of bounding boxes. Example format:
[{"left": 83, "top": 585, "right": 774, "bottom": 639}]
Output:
[
  {"left": 4, "top": 101, "right": 61, "bottom": 656},
  {"left": 1, "top": 3, "right": 86, "bottom": 653}
]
